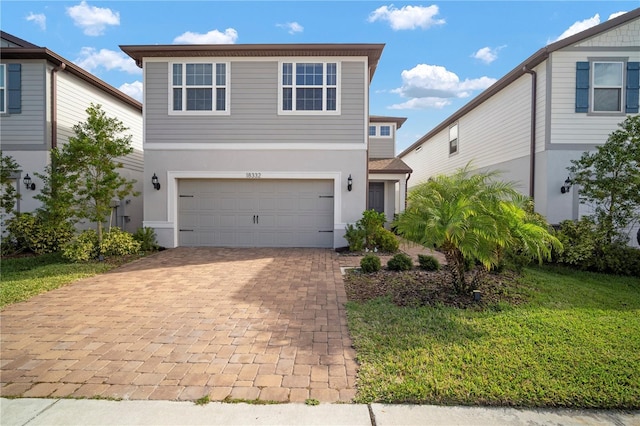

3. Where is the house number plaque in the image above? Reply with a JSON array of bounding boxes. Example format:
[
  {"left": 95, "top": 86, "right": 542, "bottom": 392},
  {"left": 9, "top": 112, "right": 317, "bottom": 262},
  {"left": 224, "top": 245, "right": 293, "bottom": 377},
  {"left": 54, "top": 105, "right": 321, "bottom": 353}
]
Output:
[{"left": 246, "top": 172, "right": 261, "bottom": 179}]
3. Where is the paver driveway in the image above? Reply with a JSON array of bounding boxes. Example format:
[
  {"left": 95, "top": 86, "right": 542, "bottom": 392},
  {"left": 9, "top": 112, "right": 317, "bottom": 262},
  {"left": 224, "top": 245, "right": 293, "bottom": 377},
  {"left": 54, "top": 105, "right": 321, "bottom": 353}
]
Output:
[{"left": 0, "top": 248, "right": 357, "bottom": 402}]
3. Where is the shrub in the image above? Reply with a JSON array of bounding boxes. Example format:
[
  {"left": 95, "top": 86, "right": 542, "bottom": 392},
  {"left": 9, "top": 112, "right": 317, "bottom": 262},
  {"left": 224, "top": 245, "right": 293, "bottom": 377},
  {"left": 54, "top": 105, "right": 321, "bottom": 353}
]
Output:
[
  {"left": 387, "top": 253, "right": 413, "bottom": 271},
  {"left": 5, "top": 213, "right": 73, "bottom": 255},
  {"left": 345, "top": 223, "right": 365, "bottom": 252},
  {"left": 133, "top": 227, "right": 159, "bottom": 251},
  {"left": 554, "top": 218, "right": 599, "bottom": 267},
  {"left": 100, "top": 228, "right": 141, "bottom": 256},
  {"left": 62, "top": 230, "right": 99, "bottom": 262},
  {"left": 594, "top": 244, "right": 640, "bottom": 277},
  {"left": 375, "top": 228, "right": 400, "bottom": 253},
  {"left": 360, "top": 254, "right": 381, "bottom": 273},
  {"left": 417, "top": 254, "right": 440, "bottom": 271}
]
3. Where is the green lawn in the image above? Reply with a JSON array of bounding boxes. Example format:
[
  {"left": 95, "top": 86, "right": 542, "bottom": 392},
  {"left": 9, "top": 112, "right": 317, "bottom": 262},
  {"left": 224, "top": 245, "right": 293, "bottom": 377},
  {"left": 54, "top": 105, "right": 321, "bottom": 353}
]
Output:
[
  {"left": 0, "top": 253, "right": 121, "bottom": 308},
  {"left": 347, "top": 266, "right": 640, "bottom": 408}
]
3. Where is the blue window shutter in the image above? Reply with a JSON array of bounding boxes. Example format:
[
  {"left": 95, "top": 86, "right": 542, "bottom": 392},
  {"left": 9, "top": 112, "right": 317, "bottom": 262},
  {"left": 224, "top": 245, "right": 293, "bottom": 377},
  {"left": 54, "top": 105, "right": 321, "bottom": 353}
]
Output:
[
  {"left": 7, "top": 64, "right": 21, "bottom": 114},
  {"left": 626, "top": 62, "right": 639, "bottom": 113},
  {"left": 575, "top": 62, "right": 589, "bottom": 113}
]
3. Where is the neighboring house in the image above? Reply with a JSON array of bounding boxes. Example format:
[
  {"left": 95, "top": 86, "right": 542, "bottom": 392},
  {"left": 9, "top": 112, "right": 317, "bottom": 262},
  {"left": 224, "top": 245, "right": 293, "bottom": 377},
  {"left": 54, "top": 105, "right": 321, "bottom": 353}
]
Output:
[
  {"left": 399, "top": 9, "right": 640, "bottom": 246},
  {"left": 368, "top": 115, "right": 412, "bottom": 224},
  {"left": 120, "top": 43, "right": 385, "bottom": 248},
  {"left": 0, "top": 31, "right": 144, "bottom": 232}
]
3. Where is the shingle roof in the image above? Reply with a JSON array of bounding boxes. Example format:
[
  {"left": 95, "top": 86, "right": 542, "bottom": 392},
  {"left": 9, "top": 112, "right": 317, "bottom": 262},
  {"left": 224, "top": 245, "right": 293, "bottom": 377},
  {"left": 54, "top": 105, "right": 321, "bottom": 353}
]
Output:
[
  {"left": 369, "top": 115, "right": 407, "bottom": 129},
  {"left": 369, "top": 158, "right": 413, "bottom": 174}
]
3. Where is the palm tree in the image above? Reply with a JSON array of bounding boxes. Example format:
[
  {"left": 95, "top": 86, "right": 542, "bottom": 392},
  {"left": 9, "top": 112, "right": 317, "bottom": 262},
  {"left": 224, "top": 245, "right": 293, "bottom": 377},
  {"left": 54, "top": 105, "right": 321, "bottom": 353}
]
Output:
[{"left": 395, "top": 165, "right": 561, "bottom": 294}]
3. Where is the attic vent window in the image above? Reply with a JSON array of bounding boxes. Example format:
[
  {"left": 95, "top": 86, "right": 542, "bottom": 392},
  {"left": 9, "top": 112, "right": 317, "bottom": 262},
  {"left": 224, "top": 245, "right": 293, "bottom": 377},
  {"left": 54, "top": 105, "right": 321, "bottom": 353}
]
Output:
[{"left": 415, "top": 146, "right": 423, "bottom": 153}]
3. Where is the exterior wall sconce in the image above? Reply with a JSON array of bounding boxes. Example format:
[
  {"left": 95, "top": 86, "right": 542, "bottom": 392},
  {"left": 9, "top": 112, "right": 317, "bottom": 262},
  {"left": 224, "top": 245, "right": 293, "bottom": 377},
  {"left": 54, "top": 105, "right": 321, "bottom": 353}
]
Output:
[
  {"left": 151, "top": 173, "right": 161, "bottom": 190},
  {"left": 560, "top": 176, "right": 572, "bottom": 194},
  {"left": 347, "top": 174, "right": 353, "bottom": 192},
  {"left": 23, "top": 174, "right": 36, "bottom": 190}
]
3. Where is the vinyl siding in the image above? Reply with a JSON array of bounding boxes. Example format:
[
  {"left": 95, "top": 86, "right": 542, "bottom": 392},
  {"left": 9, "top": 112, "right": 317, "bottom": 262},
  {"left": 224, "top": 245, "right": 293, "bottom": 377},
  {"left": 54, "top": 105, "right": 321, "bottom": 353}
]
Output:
[
  {"left": 369, "top": 138, "right": 395, "bottom": 158},
  {"left": 0, "top": 60, "right": 46, "bottom": 147},
  {"left": 144, "top": 60, "right": 366, "bottom": 145},
  {"left": 403, "top": 74, "right": 532, "bottom": 188},
  {"left": 56, "top": 69, "right": 143, "bottom": 172},
  {"left": 549, "top": 48, "right": 640, "bottom": 145}
]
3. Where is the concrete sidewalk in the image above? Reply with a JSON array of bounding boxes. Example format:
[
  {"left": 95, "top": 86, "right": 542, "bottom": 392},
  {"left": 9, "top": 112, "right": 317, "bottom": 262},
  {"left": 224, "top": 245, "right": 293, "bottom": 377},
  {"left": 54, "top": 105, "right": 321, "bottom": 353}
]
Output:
[{"left": 2, "top": 398, "right": 638, "bottom": 426}]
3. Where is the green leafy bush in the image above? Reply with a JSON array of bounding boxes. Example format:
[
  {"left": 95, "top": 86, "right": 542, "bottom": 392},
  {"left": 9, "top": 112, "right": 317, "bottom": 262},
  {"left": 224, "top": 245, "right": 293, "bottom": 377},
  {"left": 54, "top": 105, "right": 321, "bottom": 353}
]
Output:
[
  {"left": 375, "top": 228, "right": 400, "bottom": 252},
  {"left": 594, "top": 244, "right": 640, "bottom": 277},
  {"left": 344, "top": 223, "right": 365, "bottom": 252},
  {"left": 133, "top": 227, "right": 159, "bottom": 251},
  {"left": 417, "top": 254, "right": 440, "bottom": 271},
  {"left": 62, "top": 230, "right": 99, "bottom": 262},
  {"left": 554, "top": 218, "right": 599, "bottom": 267},
  {"left": 4, "top": 213, "right": 73, "bottom": 255},
  {"left": 387, "top": 253, "right": 413, "bottom": 271},
  {"left": 100, "top": 228, "right": 141, "bottom": 256},
  {"left": 360, "top": 254, "right": 381, "bottom": 273}
]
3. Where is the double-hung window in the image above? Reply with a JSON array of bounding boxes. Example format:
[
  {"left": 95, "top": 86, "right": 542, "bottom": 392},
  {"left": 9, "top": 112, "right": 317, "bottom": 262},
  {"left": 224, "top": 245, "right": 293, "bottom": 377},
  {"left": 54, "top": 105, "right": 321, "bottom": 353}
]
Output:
[
  {"left": 280, "top": 62, "right": 339, "bottom": 114},
  {"left": 380, "top": 125, "right": 391, "bottom": 136},
  {"left": 171, "top": 62, "right": 228, "bottom": 114},
  {"left": 369, "top": 125, "right": 376, "bottom": 136},
  {"left": 0, "top": 64, "right": 6, "bottom": 114},
  {"left": 575, "top": 60, "right": 639, "bottom": 114}
]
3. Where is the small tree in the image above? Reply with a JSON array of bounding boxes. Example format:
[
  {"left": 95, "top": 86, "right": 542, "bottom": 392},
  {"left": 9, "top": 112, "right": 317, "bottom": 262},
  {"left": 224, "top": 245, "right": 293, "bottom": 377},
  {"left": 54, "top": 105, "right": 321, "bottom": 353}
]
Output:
[
  {"left": 0, "top": 151, "right": 21, "bottom": 220},
  {"left": 568, "top": 115, "right": 640, "bottom": 245},
  {"left": 55, "top": 104, "right": 137, "bottom": 243},
  {"left": 395, "top": 165, "right": 560, "bottom": 294}
]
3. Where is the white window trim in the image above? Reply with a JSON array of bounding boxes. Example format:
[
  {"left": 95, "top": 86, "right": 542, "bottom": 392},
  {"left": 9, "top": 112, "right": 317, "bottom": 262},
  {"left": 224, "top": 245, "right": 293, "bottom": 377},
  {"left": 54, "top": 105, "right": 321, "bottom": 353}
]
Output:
[
  {"left": 278, "top": 60, "right": 341, "bottom": 115},
  {"left": 591, "top": 60, "right": 624, "bottom": 113},
  {"left": 0, "top": 64, "right": 6, "bottom": 114},
  {"left": 369, "top": 124, "right": 393, "bottom": 138},
  {"left": 168, "top": 60, "right": 230, "bottom": 116},
  {"left": 449, "top": 123, "right": 459, "bottom": 156}
]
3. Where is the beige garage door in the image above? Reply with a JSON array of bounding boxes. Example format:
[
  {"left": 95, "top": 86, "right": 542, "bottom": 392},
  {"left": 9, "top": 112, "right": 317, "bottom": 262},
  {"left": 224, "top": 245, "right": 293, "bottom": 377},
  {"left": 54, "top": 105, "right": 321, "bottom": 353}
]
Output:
[{"left": 178, "top": 179, "right": 334, "bottom": 247}]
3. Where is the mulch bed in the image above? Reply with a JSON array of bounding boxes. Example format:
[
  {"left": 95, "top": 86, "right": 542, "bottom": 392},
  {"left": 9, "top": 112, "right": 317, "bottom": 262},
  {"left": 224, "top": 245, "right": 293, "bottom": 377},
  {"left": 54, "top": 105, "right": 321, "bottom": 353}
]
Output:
[{"left": 344, "top": 267, "right": 528, "bottom": 309}]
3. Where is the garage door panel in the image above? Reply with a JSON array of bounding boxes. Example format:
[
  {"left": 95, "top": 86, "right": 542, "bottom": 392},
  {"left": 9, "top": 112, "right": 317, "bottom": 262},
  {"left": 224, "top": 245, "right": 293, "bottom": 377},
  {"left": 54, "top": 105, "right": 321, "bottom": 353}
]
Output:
[{"left": 179, "top": 179, "right": 334, "bottom": 247}]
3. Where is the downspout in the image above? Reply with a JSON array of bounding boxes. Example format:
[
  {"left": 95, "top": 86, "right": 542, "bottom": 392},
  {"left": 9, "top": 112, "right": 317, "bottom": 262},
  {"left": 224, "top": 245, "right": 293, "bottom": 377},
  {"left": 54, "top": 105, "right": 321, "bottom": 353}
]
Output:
[
  {"left": 404, "top": 173, "right": 411, "bottom": 209},
  {"left": 522, "top": 66, "right": 537, "bottom": 200},
  {"left": 51, "top": 62, "right": 66, "bottom": 149}
]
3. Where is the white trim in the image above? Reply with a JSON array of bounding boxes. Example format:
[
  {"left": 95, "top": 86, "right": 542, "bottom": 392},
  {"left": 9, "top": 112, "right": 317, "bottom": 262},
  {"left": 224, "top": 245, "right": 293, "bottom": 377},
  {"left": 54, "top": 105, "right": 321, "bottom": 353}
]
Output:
[
  {"left": 168, "top": 61, "right": 231, "bottom": 116},
  {"left": 144, "top": 56, "right": 367, "bottom": 64},
  {"left": 165, "top": 171, "right": 344, "bottom": 248},
  {"left": 143, "top": 143, "right": 367, "bottom": 151},
  {"left": 0, "top": 63, "right": 6, "bottom": 114},
  {"left": 591, "top": 60, "right": 624, "bottom": 113},
  {"left": 278, "top": 61, "right": 341, "bottom": 115}
]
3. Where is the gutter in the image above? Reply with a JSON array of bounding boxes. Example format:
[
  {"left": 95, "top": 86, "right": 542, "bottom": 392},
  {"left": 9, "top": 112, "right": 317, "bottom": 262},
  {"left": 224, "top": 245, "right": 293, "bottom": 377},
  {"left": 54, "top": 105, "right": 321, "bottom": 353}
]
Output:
[
  {"left": 50, "top": 62, "right": 66, "bottom": 149},
  {"left": 522, "top": 66, "right": 537, "bottom": 199}
]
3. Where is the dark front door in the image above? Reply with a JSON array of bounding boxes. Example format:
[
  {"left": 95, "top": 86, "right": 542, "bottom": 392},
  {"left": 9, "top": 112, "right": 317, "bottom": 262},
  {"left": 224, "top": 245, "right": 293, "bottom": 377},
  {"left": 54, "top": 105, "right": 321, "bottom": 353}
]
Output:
[{"left": 368, "top": 182, "right": 385, "bottom": 213}]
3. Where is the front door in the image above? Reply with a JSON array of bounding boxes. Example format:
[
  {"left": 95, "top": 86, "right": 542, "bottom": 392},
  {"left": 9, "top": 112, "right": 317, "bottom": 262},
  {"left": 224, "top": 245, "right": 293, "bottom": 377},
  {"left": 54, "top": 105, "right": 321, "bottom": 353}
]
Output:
[{"left": 368, "top": 182, "right": 385, "bottom": 213}]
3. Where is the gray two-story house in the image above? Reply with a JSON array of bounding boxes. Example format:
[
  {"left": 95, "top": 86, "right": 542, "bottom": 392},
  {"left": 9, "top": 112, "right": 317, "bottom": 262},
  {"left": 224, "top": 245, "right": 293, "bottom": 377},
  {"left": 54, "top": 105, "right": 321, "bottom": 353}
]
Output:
[
  {"left": 0, "top": 31, "right": 144, "bottom": 231},
  {"left": 121, "top": 43, "right": 385, "bottom": 248}
]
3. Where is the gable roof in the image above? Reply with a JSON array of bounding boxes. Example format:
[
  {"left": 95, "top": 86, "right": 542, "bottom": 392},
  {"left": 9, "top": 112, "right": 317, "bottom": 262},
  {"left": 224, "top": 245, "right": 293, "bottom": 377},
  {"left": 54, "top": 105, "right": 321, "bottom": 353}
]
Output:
[
  {"left": 369, "top": 115, "right": 407, "bottom": 129},
  {"left": 1, "top": 31, "right": 142, "bottom": 112},
  {"left": 398, "top": 7, "right": 640, "bottom": 157},
  {"left": 120, "top": 43, "right": 385, "bottom": 82}
]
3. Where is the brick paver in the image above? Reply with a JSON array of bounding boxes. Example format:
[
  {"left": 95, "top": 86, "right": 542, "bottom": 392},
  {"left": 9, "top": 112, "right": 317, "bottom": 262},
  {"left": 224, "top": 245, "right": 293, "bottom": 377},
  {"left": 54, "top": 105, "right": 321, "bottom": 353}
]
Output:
[{"left": 0, "top": 248, "right": 356, "bottom": 402}]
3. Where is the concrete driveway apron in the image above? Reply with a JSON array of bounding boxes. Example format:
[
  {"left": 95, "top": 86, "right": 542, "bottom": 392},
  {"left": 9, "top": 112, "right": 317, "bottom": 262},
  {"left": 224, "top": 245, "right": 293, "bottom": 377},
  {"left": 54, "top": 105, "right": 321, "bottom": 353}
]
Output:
[{"left": 0, "top": 248, "right": 357, "bottom": 403}]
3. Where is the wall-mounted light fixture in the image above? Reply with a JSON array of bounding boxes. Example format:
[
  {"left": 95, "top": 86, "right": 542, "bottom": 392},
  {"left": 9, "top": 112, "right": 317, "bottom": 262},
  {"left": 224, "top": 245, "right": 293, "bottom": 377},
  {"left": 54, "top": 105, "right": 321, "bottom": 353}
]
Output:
[
  {"left": 560, "top": 176, "right": 572, "bottom": 194},
  {"left": 23, "top": 174, "right": 36, "bottom": 190},
  {"left": 347, "top": 174, "right": 353, "bottom": 192},
  {"left": 151, "top": 173, "right": 161, "bottom": 191}
]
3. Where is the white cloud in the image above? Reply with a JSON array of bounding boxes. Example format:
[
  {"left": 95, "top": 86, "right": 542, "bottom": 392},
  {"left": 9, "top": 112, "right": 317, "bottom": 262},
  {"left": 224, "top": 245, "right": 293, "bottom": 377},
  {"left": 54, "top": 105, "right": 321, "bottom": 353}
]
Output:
[
  {"left": 173, "top": 28, "right": 238, "bottom": 44},
  {"left": 471, "top": 45, "right": 505, "bottom": 65},
  {"left": 552, "top": 13, "right": 600, "bottom": 42},
  {"left": 368, "top": 4, "right": 445, "bottom": 30},
  {"left": 389, "top": 64, "right": 496, "bottom": 110},
  {"left": 75, "top": 47, "right": 141, "bottom": 74},
  {"left": 26, "top": 12, "right": 46, "bottom": 31},
  {"left": 119, "top": 81, "right": 143, "bottom": 102},
  {"left": 608, "top": 11, "right": 627, "bottom": 20},
  {"left": 277, "top": 22, "right": 304, "bottom": 35},
  {"left": 66, "top": 1, "right": 120, "bottom": 36}
]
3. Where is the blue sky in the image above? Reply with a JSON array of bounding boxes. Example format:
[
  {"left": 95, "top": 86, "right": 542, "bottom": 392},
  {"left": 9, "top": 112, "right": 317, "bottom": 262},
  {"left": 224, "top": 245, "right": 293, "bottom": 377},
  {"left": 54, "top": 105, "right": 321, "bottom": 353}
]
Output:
[{"left": 2, "top": 1, "right": 636, "bottom": 152}]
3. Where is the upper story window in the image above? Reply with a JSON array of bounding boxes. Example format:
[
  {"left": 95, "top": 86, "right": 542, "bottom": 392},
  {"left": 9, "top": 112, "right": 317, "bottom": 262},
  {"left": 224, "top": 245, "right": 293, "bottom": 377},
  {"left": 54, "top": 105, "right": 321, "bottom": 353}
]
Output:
[
  {"left": 280, "top": 62, "right": 339, "bottom": 114},
  {"left": 575, "top": 60, "right": 639, "bottom": 115},
  {"left": 170, "top": 62, "right": 228, "bottom": 115},
  {"left": 449, "top": 123, "right": 458, "bottom": 155},
  {"left": 592, "top": 62, "right": 623, "bottom": 112},
  {"left": 369, "top": 126, "right": 376, "bottom": 136},
  {"left": 369, "top": 124, "right": 393, "bottom": 137},
  {"left": 380, "top": 125, "right": 391, "bottom": 136},
  {"left": 0, "top": 64, "right": 6, "bottom": 113}
]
